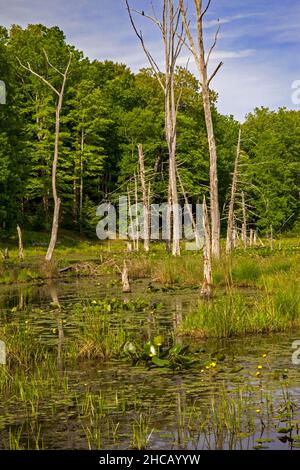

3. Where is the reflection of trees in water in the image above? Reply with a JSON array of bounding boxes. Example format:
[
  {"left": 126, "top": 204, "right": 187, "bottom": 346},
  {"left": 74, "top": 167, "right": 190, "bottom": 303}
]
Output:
[
  {"left": 172, "top": 299, "right": 183, "bottom": 344},
  {"left": 48, "top": 282, "right": 64, "bottom": 371}
]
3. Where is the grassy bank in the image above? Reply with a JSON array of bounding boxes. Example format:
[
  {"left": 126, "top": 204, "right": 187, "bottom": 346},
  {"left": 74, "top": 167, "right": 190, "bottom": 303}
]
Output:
[{"left": 179, "top": 273, "right": 300, "bottom": 338}]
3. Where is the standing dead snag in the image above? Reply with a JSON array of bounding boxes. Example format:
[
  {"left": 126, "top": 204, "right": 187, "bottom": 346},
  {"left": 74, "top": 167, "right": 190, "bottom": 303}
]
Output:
[
  {"left": 249, "top": 228, "right": 254, "bottom": 247},
  {"left": 126, "top": 0, "right": 184, "bottom": 256},
  {"left": 201, "top": 196, "right": 212, "bottom": 299},
  {"left": 0, "top": 248, "right": 9, "bottom": 260},
  {"left": 17, "top": 50, "right": 72, "bottom": 263},
  {"left": 122, "top": 260, "right": 131, "bottom": 293},
  {"left": 177, "top": 167, "right": 201, "bottom": 248},
  {"left": 16, "top": 225, "right": 24, "bottom": 261},
  {"left": 241, "top": 191, "right": 247, "bottom": 249},
  {"left": 226, "top": 128, "right": 241, "bottom": 254},
  {"left": 127, "top": 186, "right": 136, "bottom": 250},
  {"left": 138, "top": 144, "right": 150, "bottom": 252},
  {"left": 254, "top": 230, "right": 257, "bottom": 246},
  {"left": 134, "top": 172, "right": 139, "bottom": 252},
  {"left": 179, "top": 0, "right": 222, "bottom": 259}
]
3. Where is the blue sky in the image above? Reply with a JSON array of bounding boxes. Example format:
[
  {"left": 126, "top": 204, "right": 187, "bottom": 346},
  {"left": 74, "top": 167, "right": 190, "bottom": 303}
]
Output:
[{"left": 1, "top": 0, "right": 299, "bottom": 120}]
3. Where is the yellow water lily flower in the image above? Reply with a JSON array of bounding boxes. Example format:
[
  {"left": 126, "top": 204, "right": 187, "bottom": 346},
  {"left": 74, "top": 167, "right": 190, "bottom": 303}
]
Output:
[
  {"left": 257, "top": 365, "right": 263, "bottom": 369},
  {"left": 262, "top": 354, "right": 267, "bottom": 358},
  {"left": 256, "top": 409, "right": 261, "bottom": 413}
]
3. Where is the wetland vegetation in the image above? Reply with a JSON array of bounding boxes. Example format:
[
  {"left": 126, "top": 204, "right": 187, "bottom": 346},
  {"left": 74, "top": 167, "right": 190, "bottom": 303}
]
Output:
[
  {"left": 0, "top": 236, "right": 300, "bottom": 450},
  {"left": 0, "top": 0, "right": 299, "bottom": 454}
]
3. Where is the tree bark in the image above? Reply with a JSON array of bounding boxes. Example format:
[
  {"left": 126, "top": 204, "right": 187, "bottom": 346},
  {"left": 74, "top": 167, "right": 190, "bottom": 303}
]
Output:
[
  {"left": 127, "top": 186, "right": 135, "bottom": 250},
  {"left": 17, "top": 225, "right": 24, "bottom": 261},
  {"left": 241, "top": 191, "right": 247, "bottom": 250},
  {"left": 17, "top": 53, "right": 72, "bottom": 263},
  {"left": 122, "top": 260, "right": 131, "bottom": 293},
  {"left": 126, "top": 0, "right": 183, "bottom": 256},
  {"left": 179, "top": 0, "right": 221, "bottom": 259},
  {"left": 249, "top": 228, "right": 254, "bottom": 247},
  {"left": 45, "top": 102, "right": 63, "bottom": 262},
  {"left": 177, "top": 167, "right": 201, "bottom": 248},
  {"left": 226, "top": 128, "right": 241, "bottom": 254},
  {"left": 79, "top": 128, "right": 84, "bottom": 233},
  {"left": 201, "top": 196, "right": 212, "bottom": 299},
  {"left": 134, "top": 172, "right": 139, "bottom": 252},
  {"left": 138, "top": 144, "right": 150, "bottom": 252}
]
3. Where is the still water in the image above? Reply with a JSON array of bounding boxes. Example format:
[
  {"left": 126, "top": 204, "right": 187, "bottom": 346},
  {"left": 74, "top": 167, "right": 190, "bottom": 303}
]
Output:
[{"left": 0, "top": 277, "right": 299, "bottom": 450}]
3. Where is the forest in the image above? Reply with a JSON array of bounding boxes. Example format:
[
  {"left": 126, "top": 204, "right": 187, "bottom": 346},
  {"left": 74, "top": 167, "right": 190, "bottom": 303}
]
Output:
[
  {"left": 0, "top": 24, "right": 299, "bottom": 240},
  {"left": 0, "top": 0, "right": 300, "bottom": 457}
]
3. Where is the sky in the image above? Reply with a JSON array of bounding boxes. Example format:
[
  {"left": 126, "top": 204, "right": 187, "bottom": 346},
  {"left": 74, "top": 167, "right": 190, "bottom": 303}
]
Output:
[{"left": 0, "top": 0, "right": 299, "bottom": 121}]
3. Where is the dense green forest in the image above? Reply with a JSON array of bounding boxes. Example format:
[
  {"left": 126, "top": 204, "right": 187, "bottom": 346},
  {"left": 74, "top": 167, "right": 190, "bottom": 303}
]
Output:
[{"left": 0, "top": 24, "right": 299, "bottom": 237}]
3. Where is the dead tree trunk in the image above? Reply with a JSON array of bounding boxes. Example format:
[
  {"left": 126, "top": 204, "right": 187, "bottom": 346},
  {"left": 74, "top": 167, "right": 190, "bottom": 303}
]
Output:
[
  {"left": 79, "top": 128, "right": 84, "bottom": 233},
  {"left": 127, "top": 187, "right": 136, "bottom": 250},
  {"left": 1, "top": 248, "right": 9, "bottom": 260},
  {"left": 16, "top": 225, "right": 24, "bottom": 261},
  {"left": 254, "top": 230, "right": 257, "bottom": 246},
  {"left": 201, "top": 196, "right": 212, "bottom": 299},
  {"left": 226, "top": 128, "right": 241, "bottom": 254},
  {"left": 177, "top": 167, "right": 201, "bottom": 248},
  {"left": 122, "top": 260, "right": 131, "bottom": 293},
  {"left": 126, "top": 0, "right": 184, "bottom": 257},
  {"left": 134, "top": 172, "right": 139, "bottom": 252},
  {"left": 179, "top": 0, "right": 222, "bottom": 259},
  {"left": 138, "top": 144, "right": 150, "bottom": 252},
  {"left": 249, "top": 228, "right": 254, "bottom": 247},
  {"left": 241, "top": 191, "right": 247, "bottom": 249},
  {"left": 18, "top": 51, "right": 72, "bottom": 263}
]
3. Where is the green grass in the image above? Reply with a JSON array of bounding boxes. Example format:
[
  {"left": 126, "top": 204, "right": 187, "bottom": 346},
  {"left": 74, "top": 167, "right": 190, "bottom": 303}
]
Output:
[{"left": 180, "top": 280, "right": 300, "bottom": 338}]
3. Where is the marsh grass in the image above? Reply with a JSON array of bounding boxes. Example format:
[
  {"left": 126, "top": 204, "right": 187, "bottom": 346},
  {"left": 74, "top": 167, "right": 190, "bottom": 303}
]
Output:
[
  {"left": 180, "top": 280, "right": 300, "bottom": 338},
  {"left": 131, "top": 413, "right": 154, "bottom": 450},
  {"left": 0, "top": 322, "right": 48, "bottom": 367},
  {"left": 65, "top": 302, "right": 131, "bottom": 361}
]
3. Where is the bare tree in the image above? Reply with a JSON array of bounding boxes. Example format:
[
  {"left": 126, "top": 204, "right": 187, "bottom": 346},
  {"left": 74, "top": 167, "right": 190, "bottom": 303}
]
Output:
[
  {"left": 201, "top": 196, "right": 212, "bottom": 298},
  {"left": 177, "top": 167, "right": 201, "bottom": 248},
  {"left": 138, "top": 144, "right": 150, "bottom": 252},
  {"left": 17, "top": 50, "right": 72, "bottom": 263},
  {"left": 226, "top": 128, "right": 241, "bottom": 254},
  {"left": 241, "top": 191, "right": 247, "bottom": 249},
  {"left": 179, "top": 0, "right": 222, "bottom": 259},
  {"left": 134, "top": 172, "right": 139, "bottom": 252},
  {"left": 126, "top": 0, "right": 184, "bottom": 256},
  {"left": 249, "top": 228, "right": 254, "bottom": 247},
  {"left": 16, "top": 225, "right": 24, "bottom": 261},
  {"left": 122, "top": 260, "right": 131, "bottom": 293}
]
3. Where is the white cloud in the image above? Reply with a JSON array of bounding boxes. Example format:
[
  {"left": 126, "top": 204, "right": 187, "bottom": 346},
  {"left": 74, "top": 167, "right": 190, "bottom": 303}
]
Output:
[
  {"left": 204, "top": 13, "right": 262, "bottom": 29},
  {"left": 209, "top": 49, "right": 255, "bottom": 61}
]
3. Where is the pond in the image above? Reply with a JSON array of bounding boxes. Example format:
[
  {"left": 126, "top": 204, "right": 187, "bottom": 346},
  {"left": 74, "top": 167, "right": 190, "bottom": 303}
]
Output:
[{"left": 0, "top": 276, "right": 300, "bottom": 450}]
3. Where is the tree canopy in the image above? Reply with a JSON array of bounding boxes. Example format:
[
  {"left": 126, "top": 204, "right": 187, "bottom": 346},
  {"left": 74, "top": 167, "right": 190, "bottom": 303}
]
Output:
[{"left": 0, "top": 24, "right": 299, "bottom": 237}]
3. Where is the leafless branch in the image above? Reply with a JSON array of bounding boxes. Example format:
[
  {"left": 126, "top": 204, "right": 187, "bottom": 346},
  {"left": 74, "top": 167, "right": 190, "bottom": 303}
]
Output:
[
  {"left": 205, "top": 22, "right": 221, "bottom": 66},
  {"left": 43, "top": 49, "right": 64, "bottom": 77},
  {"left": 16, "top": 57, "right": 60, "bottom": 96},
  {"left": 207, "top": 61, "right": 223, "bottom": 86},
  {"left": 126, "top": 0, "right": 165, "bottom": 90},
  {"left": 201, "top": 0, "right": 212, "bottom": 19},
  {"left": 131, "top": 7, "right": 163, "bottom": 32}
]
